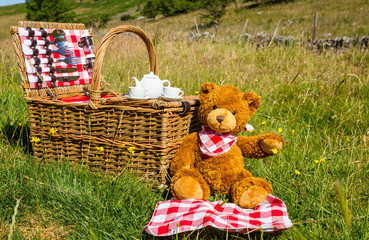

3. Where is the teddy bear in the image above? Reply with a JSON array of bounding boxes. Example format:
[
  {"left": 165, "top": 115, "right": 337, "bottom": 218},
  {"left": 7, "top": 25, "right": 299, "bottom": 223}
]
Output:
[{"left": 169, "top": 82, "right": 285, "bottom": 209}]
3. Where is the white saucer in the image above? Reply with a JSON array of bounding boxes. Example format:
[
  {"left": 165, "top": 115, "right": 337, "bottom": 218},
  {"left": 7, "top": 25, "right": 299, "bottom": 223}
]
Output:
[
  {"left": 125, "top": 94, "right": 150, "bottom": 101},
  {"left": 159, "top": 95, "right": 183, "bottom": 101}
]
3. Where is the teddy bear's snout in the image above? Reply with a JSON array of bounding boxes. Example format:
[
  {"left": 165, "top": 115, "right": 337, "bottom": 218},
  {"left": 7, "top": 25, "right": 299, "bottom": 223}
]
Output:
[
  {"left": 206, "top": 108, "right": 237, "bottom": 133},
  {"left": 216, "top": 116, "right": 225, "bottom": 123}
]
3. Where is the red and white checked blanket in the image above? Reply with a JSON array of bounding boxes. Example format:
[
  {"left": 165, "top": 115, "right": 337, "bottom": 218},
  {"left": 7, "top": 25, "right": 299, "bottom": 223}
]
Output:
[
  {"left": 18, "top": 27, "right": 93, "bottom": 89},
  {"left": 144, "top": 195, "right": 293, "bottom": 236},
  {"left": 199, "top": 124, "right": 254, "bottom": 157}
]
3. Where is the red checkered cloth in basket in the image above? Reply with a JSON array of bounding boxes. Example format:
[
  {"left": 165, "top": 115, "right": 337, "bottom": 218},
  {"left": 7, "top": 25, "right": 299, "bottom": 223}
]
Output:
[
  {"left": 144, "top": 195, "right": 293, "bottom": 236},
  {"left": 18, "top": 27, "right": 94, "bottom": 89},
  {"left": 199, "top": 124, "right": 254, "bottom": 157}
]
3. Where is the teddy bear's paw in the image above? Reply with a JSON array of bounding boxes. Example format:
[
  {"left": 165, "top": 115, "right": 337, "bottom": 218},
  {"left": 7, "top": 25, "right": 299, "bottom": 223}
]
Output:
[
  {"left": 238, "top": 185, "right": 269, "bottom": 209},
  {"left": 173, "top": 176, "right": 203, "bottom": 200},
  {"left": 232, "top": 177, "right": 272, "bottom": 209},
  {"left": 260, "top": 138, "right": 284, "bottom": 155}
]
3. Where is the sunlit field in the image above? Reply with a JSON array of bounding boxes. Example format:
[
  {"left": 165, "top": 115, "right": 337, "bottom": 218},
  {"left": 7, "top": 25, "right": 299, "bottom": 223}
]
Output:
[{"left": 0, "top": 0, "right": 368, "bottom": 238}]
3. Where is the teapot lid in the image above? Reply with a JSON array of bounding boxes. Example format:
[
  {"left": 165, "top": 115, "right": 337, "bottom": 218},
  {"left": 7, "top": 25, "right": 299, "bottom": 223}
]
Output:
[{"left": 143, "top": 72, "right": 159, "bottom": 79}]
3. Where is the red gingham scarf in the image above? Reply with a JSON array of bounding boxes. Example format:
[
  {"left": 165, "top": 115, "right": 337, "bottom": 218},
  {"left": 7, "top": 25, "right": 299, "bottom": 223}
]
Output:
[
  {"left": 144, "top": 194, "right": 293, "bottom": 236},
  {"left": 199, "top": 124, "right": 254, "bottom": 157}
]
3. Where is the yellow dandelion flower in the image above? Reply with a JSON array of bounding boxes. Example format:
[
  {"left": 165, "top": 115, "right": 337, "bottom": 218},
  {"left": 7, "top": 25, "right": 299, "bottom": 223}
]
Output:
[
  {"left": 295, "top": 170, "right": 301, "bottom": 175},
  {"left": 281, "top": 101, "right": 284, "bottom": 104},
  {"left": 278, "top": 128, "right": 283, "bottom": 132},
  {"left": 341, "top": 73, "right": 344, "bottom": 76},
  {"left": 146, "top": 61, "right": 149, "bottom": 63},
  {"left": 346, "top": 138, "right": 350, "bottom": 142},
  {"left": 262, "top": 121, "right": 267, "bottom": 125},
  {"left": 140, "top": 151, "right": 143, "bottom": 154},
  {"left": 255, "top": 79, "right": 258, "bottom": 82},
  {"left": 290, "top": 130, "right": 295, "bottom": 133},
  {"left": 271, "top": 149, "right": 278, "bottom": 154},
  {"left": 314, "top": 160, "right": 319, "bottom": 163},
  {"left": 18, "top": 123, "right": 22, "bottom": 126},
  {"left": 359, "top": 179, "right": 362, "bottom": 183},
  {"left": 95, "top": 146, "right": 104, "bottom": 152},
  {"left": 107, "top": 83, "right": 111, "bottom": 86},
  {"left": 195, "top": 91, "right": 199, "bottom": 94},
  {"left": 302, "top": 146, "right": 305, "bottom": 148},
  {"left": 258, "top": 95, "right": 262, "bottom": 98},
  {"left": 30, "top": 137, "right": 40, "bottom": 143},
  {"left": 321, "top": 86, "right": 324, "bottom": 89},
  {"left": 320, "top": 159, "right": 325, "bottom": 162},
  {"left": 127, "top": 146, "right": 136, "bottom": 154},
  {"left": 327, "top": 103, "right": 330, "bottom": 105},
  {"left": 49, "top": 127, "right": 58, "bottom": 134}
]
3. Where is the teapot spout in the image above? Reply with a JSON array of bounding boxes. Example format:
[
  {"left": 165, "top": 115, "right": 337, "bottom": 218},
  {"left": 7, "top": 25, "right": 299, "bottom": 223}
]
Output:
[{"left": 132, "top": 77, "right": 141, "bottom": 87}]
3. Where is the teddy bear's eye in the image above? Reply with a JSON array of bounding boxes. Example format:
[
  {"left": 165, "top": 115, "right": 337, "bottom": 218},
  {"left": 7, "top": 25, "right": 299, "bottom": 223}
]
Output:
[
  {"left": 232, "top": 111, "right": 237, "bottom": 115},
  {"left": 213, "top": 105, "right": 217, "bottom": 110}
]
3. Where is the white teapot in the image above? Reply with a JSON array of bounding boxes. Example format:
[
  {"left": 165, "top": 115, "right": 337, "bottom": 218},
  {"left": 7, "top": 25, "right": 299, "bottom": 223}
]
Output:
[{"left": 132, "top": 72, "right": 170, "bottom": 99}]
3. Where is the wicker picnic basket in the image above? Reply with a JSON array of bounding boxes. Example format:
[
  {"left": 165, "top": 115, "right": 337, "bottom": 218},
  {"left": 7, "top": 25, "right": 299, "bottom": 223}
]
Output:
[{"left": 10, "top": 21, "right": 200, "bottom": 187}]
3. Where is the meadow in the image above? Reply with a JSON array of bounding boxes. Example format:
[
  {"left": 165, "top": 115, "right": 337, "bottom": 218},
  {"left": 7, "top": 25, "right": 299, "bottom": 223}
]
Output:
[{"left": 0, "top": 0, "right": 368, "bottom": 239}]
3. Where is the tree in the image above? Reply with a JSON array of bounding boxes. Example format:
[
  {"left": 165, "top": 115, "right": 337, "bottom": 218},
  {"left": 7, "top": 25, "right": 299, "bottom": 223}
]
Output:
[
  {"left": 26, "top": 0, "right": 76, "bottom": 22},
  {"left": 142, "top": 0, "right": 202, "bottom": 19},
  {"left": 200, "top": 0, "right": 230, "bottom": 32},
  {"left": 142, "top": 0, "right": 160, "bottom": 19}
]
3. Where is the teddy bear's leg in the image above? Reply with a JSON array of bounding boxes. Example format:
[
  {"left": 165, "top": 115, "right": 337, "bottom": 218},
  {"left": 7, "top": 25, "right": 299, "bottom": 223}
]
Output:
[
  {"left": 171, "top": 169, "right": 211, "bottom": 200},
  {"left": 231, "top": 177, "right": 272, "bottom": 209}
]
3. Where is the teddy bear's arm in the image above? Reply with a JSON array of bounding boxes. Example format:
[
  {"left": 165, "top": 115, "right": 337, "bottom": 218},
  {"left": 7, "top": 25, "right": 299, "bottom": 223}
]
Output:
[
  {"left": 237, "top": 133, "right": 285, "bottom": 159},
  {"left": 170, "top": 132, "right": 199, "bottom": 176}
]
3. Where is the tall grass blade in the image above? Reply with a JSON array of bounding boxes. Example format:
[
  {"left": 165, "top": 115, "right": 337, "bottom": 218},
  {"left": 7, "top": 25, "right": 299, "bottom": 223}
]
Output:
[
  {"left": 8, "top": 198, "right": 21, "bottom": 240},
  {"left": 334, "top": 180, "right": 352, "bottom": 229}
]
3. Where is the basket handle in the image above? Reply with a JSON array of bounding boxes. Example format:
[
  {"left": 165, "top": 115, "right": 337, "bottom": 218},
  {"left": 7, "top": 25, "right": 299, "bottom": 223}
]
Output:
[{"left": 90, "top": 25, "right": 159, "bottom": 105}]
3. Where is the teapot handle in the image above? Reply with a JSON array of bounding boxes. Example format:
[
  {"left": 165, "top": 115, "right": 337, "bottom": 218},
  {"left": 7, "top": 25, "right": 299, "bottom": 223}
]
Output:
[{"left": 162, "top": 79, "right": 170, "bottom": 87}]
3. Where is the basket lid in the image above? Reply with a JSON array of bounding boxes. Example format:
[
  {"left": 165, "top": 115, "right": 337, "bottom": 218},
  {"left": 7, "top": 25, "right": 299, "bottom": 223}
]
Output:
[{"left": 11, "top": 21, "right": 94, "bottom": 99}]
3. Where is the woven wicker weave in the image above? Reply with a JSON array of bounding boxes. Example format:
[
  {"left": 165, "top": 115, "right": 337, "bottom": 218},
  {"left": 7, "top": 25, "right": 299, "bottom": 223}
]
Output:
[{"left": 11, "top": 22, "right": 200, "bottom": 187}]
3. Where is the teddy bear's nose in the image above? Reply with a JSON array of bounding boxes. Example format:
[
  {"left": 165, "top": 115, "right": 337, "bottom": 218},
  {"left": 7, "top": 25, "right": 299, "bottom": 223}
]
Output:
[{"left": 216, "top": 116, "right": 225, "bottom": 123}]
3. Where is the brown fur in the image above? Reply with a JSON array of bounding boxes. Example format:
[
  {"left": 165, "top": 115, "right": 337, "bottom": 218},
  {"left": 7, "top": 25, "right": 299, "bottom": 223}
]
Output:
[{"left": 170, "top": 83, "right": 285, "bottom": 208}]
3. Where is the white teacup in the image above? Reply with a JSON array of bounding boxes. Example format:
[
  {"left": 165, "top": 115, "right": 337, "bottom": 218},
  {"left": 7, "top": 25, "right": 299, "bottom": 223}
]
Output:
[
  {"left": 129, "top": 87, "right": 149, "bottom": 98},
  {"left": 163, "top": 87, "right": 184, "bottom": 98}
]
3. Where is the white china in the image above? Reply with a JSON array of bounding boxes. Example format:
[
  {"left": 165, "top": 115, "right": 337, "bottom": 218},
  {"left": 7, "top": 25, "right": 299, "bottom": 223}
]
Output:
[
  {"left": 128, "top": 86, "right": 149, "bottom": 99},
  {"left": 132, "top": 72, "right": 170, "bottom": 99},
  {"left": 159, "top": 95, "right": 183, "bottom": 101},
  {"left": 163, "top": 86, "right": 184, "bottom": 98},
  {"left": 125, "top": 94, "right": 150, "bottom": 101}
]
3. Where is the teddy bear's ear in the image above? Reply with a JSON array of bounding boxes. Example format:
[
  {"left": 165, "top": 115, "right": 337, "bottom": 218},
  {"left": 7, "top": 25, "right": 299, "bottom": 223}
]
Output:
[
  {"left": 243, "top": 92, "right": 261, "bottom": 114},
  {"left": 200, "top": 82, "right": 218, "bottom": 96}
]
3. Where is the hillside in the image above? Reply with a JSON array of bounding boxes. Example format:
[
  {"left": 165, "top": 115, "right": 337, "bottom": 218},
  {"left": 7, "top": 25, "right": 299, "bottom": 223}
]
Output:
[
  {"left": 0, "top": 0, "right": 145, "bottom": 38},
  {"left": 1, "top": 0, "right": 369, "bottom": 39}
]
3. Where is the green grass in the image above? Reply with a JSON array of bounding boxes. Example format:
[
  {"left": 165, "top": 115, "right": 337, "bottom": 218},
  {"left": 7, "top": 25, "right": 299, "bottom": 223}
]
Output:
[
  {"left": 0, "top": 144, "right": 163, "bottom": 239},
  {"left": 0, "top": 3, "right": 25, "bottom": 17},
  {"left": 0, "top": 0, "right": 145, "bottom": 22},
  {"left": 68, "top": 0, "right": 146, "bottom": 17},
  {"left": 1, "top": 0, "right": 369, "bottom": 239}
]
